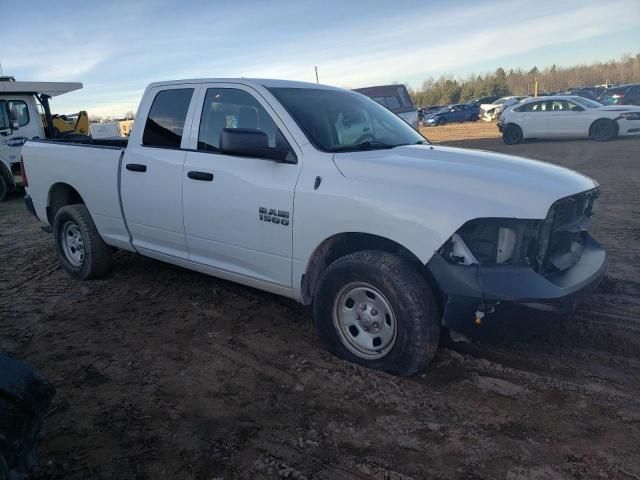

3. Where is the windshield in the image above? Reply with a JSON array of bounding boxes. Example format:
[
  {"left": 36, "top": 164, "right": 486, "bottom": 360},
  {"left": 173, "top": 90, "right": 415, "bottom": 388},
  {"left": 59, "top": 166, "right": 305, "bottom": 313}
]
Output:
[
  {"left": 572, "top": 97, "right": 602, "bottom": 108},
  {"left": 267, "top": 87, "right": 427, "bottom": 152},
  {"left": 493, "top": 97, "right": 509, "bottom": 105}
]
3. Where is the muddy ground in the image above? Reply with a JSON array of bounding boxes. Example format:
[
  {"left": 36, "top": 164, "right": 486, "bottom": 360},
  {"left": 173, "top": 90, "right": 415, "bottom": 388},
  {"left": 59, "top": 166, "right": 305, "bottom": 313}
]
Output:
[{"left": 1, "top": 133, "right": 639, "bottom": 479}]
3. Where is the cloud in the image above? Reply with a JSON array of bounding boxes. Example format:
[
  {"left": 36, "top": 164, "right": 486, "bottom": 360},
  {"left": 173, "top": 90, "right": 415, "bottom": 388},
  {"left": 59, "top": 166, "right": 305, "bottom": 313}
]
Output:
[{"left": 5, "top": 0, "right": 638, "bottom": 116}]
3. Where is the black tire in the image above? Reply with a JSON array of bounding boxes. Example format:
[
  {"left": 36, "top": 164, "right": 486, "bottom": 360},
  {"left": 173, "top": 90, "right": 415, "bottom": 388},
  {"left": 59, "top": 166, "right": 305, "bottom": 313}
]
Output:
[
  {"left": 470, "top": 114, "right": 479, "bottom": 122},
  {"left": 313, "top": 251, "right": 440, "bottom": 376},
  {"left": 590, "top": 119, "right": 617, "bottom": 141},
  {"left": 53, "top": 204, "right": 112, "bottom": 280},
  {"left": 502, "top": 124, "right": 523, "bottom": 145},
  {"left": 436, "top": 117, "right": 446, "bottom": 126},
  {"left": 0, "top": 175, "right": 7, "bottom": 202}
]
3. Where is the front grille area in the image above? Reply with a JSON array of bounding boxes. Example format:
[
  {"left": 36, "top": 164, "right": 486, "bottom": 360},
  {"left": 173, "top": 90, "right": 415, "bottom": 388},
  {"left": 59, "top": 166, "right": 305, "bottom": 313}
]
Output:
[{"left": 539, "top": 188, "right": 599, "bottom": 274}]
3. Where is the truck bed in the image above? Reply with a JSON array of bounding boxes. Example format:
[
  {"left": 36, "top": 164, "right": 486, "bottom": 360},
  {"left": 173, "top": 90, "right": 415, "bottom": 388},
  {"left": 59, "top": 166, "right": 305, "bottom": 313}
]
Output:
[{"left": 22, "top": 138, "right": 132, "bottom": 250}]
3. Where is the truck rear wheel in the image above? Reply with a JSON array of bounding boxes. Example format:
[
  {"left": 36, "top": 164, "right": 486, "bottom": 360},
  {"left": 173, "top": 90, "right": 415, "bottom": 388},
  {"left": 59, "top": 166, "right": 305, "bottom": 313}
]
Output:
[
  {"left": 53, "top": 205, "right": 112, "bottom": 280},
  {"left": 313, "top": 251, "right": 440, "bottom": 376}
]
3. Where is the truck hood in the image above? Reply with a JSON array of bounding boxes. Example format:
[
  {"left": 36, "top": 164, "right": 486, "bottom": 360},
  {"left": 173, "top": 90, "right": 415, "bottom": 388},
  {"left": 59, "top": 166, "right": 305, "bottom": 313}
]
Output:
[{"left": 332, "top": 144, "right": 598, "bottom": 219}]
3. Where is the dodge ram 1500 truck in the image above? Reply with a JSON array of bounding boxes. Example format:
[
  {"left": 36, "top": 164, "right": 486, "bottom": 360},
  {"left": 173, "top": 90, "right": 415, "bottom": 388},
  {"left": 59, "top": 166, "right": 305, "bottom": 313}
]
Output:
[{"left": 21, "top": 78, "right": 607, "bottom": 376}]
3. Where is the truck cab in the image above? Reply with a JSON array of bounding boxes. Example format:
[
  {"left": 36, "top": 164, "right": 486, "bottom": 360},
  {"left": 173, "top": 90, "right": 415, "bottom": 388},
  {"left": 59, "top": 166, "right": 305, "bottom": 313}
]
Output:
[{"left": 0, "top": 76, "right": 82, "bottom": 200}]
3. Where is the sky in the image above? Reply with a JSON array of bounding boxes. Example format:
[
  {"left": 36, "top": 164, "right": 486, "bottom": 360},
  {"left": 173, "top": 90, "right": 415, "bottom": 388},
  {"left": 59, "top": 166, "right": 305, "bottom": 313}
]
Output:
[{"left": 2, "top": 0, "right": 639, "bottom": 117}]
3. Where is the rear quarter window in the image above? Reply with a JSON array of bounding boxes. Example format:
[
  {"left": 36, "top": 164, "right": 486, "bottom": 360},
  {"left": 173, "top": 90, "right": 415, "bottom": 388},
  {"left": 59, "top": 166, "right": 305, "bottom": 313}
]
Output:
[{"left": 143, "top": 88, "right": 194, "bottom": 148}]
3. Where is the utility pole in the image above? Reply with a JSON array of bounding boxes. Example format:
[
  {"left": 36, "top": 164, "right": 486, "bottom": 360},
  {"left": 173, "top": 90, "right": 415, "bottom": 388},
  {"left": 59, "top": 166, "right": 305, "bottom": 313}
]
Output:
[{"left": 314, "top": 66, "right": 319, "bottom": 84}]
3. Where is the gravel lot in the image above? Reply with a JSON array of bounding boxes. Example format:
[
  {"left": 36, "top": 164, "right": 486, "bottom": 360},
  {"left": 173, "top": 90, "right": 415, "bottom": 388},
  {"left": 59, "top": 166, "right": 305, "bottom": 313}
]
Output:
[{"left": 1, "top": 131, "right": 639, "bottom": 479}]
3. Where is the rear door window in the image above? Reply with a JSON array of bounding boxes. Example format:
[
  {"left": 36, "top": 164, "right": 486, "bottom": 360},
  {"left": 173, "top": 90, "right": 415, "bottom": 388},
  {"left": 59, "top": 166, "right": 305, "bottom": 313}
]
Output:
[
  {"left": 515, "top": 101, "right": 547, "bottom": 112},
  {"left": 372, "top": 96, "right": 402, "bottom": 111},
  {"left": 143, "top": 88, "right": 194, "bottom": 148},
  {"left": 396, "top": 86, "right": 414, "bottom": 108}
]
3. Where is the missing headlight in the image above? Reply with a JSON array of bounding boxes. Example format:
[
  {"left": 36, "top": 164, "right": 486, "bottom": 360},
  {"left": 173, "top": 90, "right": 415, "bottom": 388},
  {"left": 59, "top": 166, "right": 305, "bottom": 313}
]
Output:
[{"left": 441, "top": 218, "right": 541, "bottom": 266}]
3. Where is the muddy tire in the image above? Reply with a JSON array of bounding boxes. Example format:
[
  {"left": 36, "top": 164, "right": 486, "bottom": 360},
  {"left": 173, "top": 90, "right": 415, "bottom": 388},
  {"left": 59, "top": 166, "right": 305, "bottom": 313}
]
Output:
[
  {"left": 53, "top": 204, "right": 112, "bottom": 280},
  {"left": 0, "top": 175, "right": 7, "bottom": 202},
  {"left": 313, "top": 251, "right": 440, "bottom": 376},
  {"left": 590, "top": 119, "right": 617, "bottom": 141},
  {"left": 502, "top": 124, "right": 523, "bottom": 145}
]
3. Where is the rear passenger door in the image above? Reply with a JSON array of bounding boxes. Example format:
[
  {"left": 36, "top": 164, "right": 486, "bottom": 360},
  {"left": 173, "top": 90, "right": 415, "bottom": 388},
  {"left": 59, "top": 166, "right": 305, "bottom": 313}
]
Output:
[
  {"left": 121, "top": 85, "right": 198, "bottom": 259},
  {"left": 182, "top": 83, "right": 301, "bottom": 289},
  {"left": 518, "top": 101, "right": 549, "bottom": 137}
]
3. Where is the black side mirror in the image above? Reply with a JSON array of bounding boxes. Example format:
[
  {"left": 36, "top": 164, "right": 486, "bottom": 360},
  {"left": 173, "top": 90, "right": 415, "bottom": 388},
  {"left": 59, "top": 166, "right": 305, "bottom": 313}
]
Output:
[{"left": 220, "top": 128, "right": 293, "bottom": 163}]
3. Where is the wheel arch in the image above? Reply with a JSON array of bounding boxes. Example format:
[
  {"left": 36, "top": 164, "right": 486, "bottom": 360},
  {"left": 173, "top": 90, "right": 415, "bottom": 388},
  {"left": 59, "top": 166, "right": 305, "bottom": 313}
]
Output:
[
  {"left": 47, "top": 182, "right": 86, "bottom": 225},
  {"left": 300, "top": 232, "right": 443, "bottom": 309}
]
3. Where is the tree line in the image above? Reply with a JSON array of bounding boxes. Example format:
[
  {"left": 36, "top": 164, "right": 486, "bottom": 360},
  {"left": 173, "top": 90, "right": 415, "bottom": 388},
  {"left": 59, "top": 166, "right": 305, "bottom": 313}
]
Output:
[{"left": 409, "top": 52, "right": 640, "bottom": 107}]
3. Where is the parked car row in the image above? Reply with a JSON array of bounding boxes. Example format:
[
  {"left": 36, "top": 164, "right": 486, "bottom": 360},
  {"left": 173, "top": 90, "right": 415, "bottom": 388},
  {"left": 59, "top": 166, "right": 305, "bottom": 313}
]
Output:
[
  {"left": 498, "top": 95, "right": 640, "bottom": 144},
  {"left": 416, "top": 84, "right": 640, "bottom": 129}
]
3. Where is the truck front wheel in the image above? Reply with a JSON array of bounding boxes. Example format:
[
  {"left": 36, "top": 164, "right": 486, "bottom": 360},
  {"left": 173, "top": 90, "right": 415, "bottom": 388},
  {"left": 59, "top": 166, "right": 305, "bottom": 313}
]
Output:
[
  {"left": 313, "top": 251, "right": 440, "bottom": 376},
  {"left": 53, "top": 205, "right": 112, "bottom": 280}
]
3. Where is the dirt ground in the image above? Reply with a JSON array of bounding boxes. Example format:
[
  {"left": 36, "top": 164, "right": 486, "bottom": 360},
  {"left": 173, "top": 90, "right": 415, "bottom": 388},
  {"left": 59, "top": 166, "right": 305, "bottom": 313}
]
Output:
[{"left": 1, "top": 130, "right": 639, "bottom": 479}]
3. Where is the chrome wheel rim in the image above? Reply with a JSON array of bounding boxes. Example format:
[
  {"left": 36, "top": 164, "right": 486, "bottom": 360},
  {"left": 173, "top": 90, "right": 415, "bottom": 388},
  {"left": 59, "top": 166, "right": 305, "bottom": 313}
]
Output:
[
  {"left": 60, "top": 221, "right": 85, "bottom": 267},
  {"left": 332, "top": 282, "right": 397, "bottom": 360}
]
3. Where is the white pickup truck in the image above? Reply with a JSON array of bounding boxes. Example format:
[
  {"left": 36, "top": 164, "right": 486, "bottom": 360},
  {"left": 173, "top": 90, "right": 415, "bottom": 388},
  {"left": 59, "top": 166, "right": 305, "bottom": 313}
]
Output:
[{"left": 21, "top": 78, "right": 607, "bottom": 375}]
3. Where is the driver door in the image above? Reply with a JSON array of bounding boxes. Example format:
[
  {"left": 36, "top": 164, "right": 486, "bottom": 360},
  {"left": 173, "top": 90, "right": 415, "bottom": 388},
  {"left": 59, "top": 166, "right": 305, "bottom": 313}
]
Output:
[{"left": 182, "top": 83, "right": 302, "bottom": 288}]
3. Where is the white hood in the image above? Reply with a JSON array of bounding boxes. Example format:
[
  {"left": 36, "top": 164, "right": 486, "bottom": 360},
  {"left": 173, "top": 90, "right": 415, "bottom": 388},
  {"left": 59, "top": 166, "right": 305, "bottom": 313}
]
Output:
[{"left": 333, "top": 144, "right": 597, "bottom": 220}]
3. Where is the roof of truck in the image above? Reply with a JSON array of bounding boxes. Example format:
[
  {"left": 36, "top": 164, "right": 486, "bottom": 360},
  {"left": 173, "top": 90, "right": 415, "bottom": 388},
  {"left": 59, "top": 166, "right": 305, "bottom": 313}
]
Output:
[
  {"left": 0, "top": 80, "right": 83, "bottom": 97},
  {"left": 146, "top": 78, "right": 343, "bottom": 91}
]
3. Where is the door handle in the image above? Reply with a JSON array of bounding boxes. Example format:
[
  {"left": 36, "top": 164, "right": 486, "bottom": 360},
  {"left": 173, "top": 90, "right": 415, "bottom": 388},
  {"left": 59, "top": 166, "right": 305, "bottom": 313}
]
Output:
[
  {"left": 187, "top": 171, "right": 214, "bottom": 181},
  {"left": 126, "top": 163, "right": 147, "bottom": 172}
]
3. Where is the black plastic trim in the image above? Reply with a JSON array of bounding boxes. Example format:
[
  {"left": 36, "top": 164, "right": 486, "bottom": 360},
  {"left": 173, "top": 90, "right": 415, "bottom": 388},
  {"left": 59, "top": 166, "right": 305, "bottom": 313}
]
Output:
[{"left": 427, "top": 234, "right": 606, "bottom": 305}]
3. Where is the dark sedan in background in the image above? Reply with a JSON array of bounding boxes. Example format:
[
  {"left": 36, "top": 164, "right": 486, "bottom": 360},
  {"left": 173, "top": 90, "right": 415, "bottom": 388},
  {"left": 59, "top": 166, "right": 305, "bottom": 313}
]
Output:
[{"left": 423, "top": 104, "right": 479, "bottom": 126}]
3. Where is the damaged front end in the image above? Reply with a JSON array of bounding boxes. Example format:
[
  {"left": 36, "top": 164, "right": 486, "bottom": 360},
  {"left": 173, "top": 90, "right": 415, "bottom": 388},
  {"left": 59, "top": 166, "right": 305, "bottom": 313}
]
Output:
[{"left": 426, "top": 188, "right": 606, "bottom": 330}]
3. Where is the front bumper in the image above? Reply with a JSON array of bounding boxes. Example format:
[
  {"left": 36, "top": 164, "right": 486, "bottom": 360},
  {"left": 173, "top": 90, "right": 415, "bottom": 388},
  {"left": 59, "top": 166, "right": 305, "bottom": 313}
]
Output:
[{"left": 427, "top": 234, "right": 607, "bottom": 326}]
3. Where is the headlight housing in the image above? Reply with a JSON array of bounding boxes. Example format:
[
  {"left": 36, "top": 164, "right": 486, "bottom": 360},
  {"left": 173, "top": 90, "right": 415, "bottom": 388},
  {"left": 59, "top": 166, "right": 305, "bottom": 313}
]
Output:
[
  {"left": 440, "top": 218, "right": 542, "bottom": 266},
  {"left": 618, "top": 112, "right": 640, "bottom": 120}
]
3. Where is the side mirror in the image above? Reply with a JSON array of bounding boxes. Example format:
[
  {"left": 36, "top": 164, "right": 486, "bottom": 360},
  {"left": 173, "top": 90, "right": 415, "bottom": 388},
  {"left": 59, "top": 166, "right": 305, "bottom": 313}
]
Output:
[
  {"left": 11, "top": 120, "right": 19, "bottom": 130},
  {"left": 220, "top": 128, "right": 293, "bottom": 163}
]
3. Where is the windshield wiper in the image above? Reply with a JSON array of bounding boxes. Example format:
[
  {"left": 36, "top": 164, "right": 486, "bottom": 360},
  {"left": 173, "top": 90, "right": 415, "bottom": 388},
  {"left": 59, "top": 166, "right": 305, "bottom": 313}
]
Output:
[{"left": 331, "top": 140, "right": 396, "bottom": 152}]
